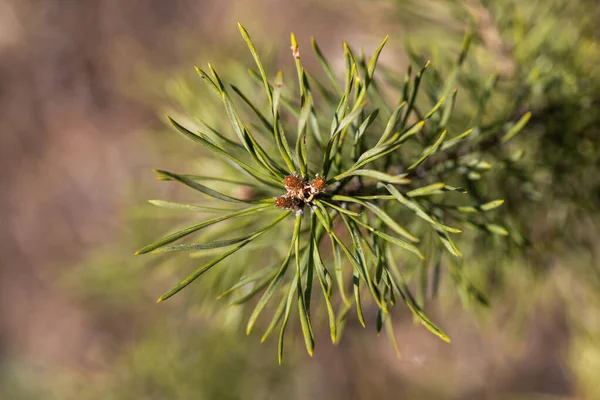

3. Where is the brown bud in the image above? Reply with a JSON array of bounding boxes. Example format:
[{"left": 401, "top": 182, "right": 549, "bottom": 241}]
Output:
[
  {"left": 284, "top": 173, "right": 306, "bottom": 198},
  {"left": 275, "top": 195, "right": 303, "bottom": 211},
  {"left": 309, "top": 175, "right": 327, "bottom": 194}
]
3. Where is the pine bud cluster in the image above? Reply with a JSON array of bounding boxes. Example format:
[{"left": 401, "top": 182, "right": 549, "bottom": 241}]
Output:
[{"left": 275, "top": 173, "right": 327, "bottom": 215}]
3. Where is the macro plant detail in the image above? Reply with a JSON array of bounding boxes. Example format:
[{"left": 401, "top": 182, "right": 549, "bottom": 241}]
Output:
[
  {"left": 275, "top": 173, "right": 327, "bottom": 214},
  {"left": 136, "top": 23, "right": 530, "bottom": 363}
]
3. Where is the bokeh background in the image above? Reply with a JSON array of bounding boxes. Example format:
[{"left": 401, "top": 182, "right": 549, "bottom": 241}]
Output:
[{"left": 1, "top": 0, "right": 599, "bottom": 399}]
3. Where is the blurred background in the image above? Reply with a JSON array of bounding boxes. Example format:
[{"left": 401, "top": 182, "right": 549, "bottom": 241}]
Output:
[{"left": 1, "top": 0, "right": 599, "bottom": 398}]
